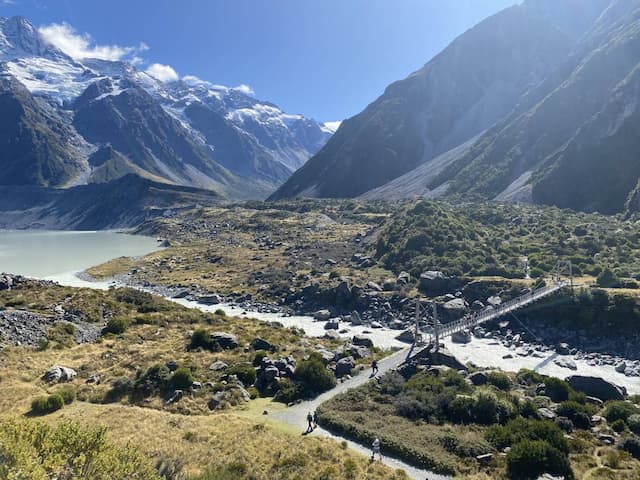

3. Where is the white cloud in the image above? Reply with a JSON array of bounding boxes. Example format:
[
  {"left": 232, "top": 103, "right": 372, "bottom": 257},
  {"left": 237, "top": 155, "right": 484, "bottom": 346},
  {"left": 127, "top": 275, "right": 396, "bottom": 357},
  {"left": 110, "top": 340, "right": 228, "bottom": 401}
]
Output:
[
  {"left": 145, "top": 63, "right": 179, "bottom": 82},
  {"left": 233, "top": 84, "right": 254, "bottom": 96},
  {"left": 38, "top": 22, "right": 145, "bottom": 61},
  {"left": 0, "top": 0, "right": 16, "bottom": 5}
]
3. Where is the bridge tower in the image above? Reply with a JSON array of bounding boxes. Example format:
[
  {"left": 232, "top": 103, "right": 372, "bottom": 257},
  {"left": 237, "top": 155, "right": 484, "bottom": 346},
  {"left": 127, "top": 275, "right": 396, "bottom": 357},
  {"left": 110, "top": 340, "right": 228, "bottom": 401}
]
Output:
[{"left": 553, "top": 260, "right": 573, "bottom": 290}]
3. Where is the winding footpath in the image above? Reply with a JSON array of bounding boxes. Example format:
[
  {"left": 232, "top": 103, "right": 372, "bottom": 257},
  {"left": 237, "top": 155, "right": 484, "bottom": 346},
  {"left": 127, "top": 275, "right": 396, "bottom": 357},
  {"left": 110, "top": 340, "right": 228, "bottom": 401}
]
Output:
[{"left": 272, "top": 347, "right": 450, "bottom": 480}]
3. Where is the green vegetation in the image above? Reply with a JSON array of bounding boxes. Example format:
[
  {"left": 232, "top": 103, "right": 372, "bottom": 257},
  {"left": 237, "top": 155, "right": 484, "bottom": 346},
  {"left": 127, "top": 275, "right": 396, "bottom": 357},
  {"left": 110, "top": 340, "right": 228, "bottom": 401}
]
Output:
[
  {"left": 506, "top": 439, "right": 573, "bottom": 480},
  {"left": 292, "top": 353, "right": 337, "bottom": 398},
  {"left": 375, "top": 200, "right": 640, "bottom": 280},
  {"left": 0, "top": 419, "right": 160, "bottom": 480},
  {"left": 30, "top": 394, "right": 65, "bottom": 415},
  {"left": 104, "top": 316, "right": 130, "bottom": 335}
]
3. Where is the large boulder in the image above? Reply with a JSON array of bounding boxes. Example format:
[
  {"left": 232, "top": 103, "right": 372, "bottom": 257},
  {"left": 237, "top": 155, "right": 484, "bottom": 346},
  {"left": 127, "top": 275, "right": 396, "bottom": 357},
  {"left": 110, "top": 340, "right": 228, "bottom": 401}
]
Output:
[
  {"left": 209, "top": 360, "right": 229, "bottom": 371},
  {"left": 335, "top": 356, "right": 356, "bottom": 377},
  {"left": 197, "top": 294, "right": 222, "bottom": 305},
  {"left": 315, "top": 348, "right": 336, "bottom": 364},
  {"left": 443, "top": 298, "right": 468, "bottom": 320},
  {"left": 566, "top": 375, "right": 626, "bottom": 401},
  {"left": 314, "top": 310, "right": 331, "bottom": 321},
  {"left": 43, "top": 365, "right": 77, "bottom": 383},
  {"left": 468, "top": 371, "right": 488, "bottom": 386},
  {"left": 451, "top": 330, "right": 472, "bottom": 344},
  {"left": 211, "top": 332, "right": 239, "bottom": 349},
  {"left": 324, "top": 319, "right": 340, "bottom": 330},
  {"left": 251, "top": 337, "right": 277, "bottom": 352},
  {"left": 554, "top": 358, "right": 577, "bottom": 370},
  {"left": 352, "top": 335, "right": 374, "bottom": 348}
]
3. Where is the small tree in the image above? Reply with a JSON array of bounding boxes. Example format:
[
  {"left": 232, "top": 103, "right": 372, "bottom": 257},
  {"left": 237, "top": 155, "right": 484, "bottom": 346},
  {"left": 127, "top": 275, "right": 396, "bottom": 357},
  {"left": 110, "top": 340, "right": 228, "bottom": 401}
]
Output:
[
  {"left": 171, "top": 367, "right": 194, "bottom": 390},
  {"left": 294, "top": 354, "right": 336, "bottom": 397}
]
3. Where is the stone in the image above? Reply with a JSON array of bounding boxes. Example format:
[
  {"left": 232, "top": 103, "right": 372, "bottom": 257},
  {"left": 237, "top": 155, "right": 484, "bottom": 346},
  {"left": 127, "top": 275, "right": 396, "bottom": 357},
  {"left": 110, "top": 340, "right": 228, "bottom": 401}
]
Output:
[
  {"left": 397, "top": 271, "right": 411, "bottom": 285},
  {"left": 350, "top": 311, "right": 363, "bottom": 325},
  {"left": 382, "top": 279, "right": 396, "bottom": 291},
  {"left": 597, "top": 433, "right": 616, "bottom": 445},
  {"left": 615, "top": 362, "right": 627, "bottom": 373},
  {"left": 538, "top": 408, "right": 557, "bottom": 420},
  {"left": 197, "top": 294, "right": 221, "bottom": 305},
  {"left": 43, "top": 365, "right": 77, "bottom": 383},
  {"left": 395, "top": 329, "right": 415, "bottom": 344},
  {"left": 210, "top": 332, "right": 239, "bottom": 349},
  {"left": 471, "top": 300, "right": 485, "bottom": 311},
  {"left": 554, "top": 358, "right": 577, "bottom": 370},
  {"left": 314, "top": 310, "right": 331, "bottom": 321},
  {"left": 366, "top": 281, "right": 382, "bottom": 292},
  {"left": 487, "top": 296, "right": 502, "bottom": 307},
  {"left": 263, "top": 366, "right": 280, "bottom": 381},
  {"left": 349, "top": 345, "right": 371, "bottom": 360},
  {"left": 566, "top": 375, "right": 626, "bottom": 401},
  {"left": 352, "top": 335, "right": 374, "bottom": 348},
  {"left": 451, "top": 330, "right": 472, "bottom": 344},
  {"left": 86, "top": 374, "right": 100, "bottom": 384},
  {"left": 335, "top": 356, "right": 356, "bottom": 377},
  {"left": 251, "top": 337, "right": 277, "bottom": 352},
  {"left": 443, "top": 298, "right": 468, "bottom": 320},
  {"left": 191, "top": 381, "right": 202, "bottom": 390},
  {"left": 166, "top": 390, "right": 183, "bottom": 405},
  {"left": 324, "top": 319, "right": 340, "bottom": 330},
  {"left": 315, "top": 349, "right": 336, "bottom": 364},
  {"left": 468, "top": 371, "right": 488, "bottom": 386},
  {"left": 209, "top": 360, "right": 229, "bottom": 371},
  {"left": 323, "top": 330, "right": 340, "bottom": 340},
  {"left": 370, "top": 321, "right": 383, "bottom": 329},
  {"left": 555, "top": 343, "right": 571, "bottom": 355}
]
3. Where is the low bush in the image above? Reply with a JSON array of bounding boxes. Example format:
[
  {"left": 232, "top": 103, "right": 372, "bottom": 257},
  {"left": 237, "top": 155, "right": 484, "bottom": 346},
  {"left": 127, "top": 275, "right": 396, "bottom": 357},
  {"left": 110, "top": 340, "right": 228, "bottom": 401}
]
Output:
[
  {"left": 604, "top": 401, "right": 640, "bottom": 424},
  {"left": 619, "top": 435, "right": 640, "bottom": 459},
  {"left": 516, "top": 369, "right": 544, "bottom": 386},
  {"left": 226, "top": 363, "right": 257, "bottom": 387},
  {"left": 253, "top": 350, "right": 268, "bottom": 367},
  {"left": 0, "top": 419, "right": 159, "bottom": 479},
  {"left": 31, "top": 394, "right": 64, "bottom": 415},
  {"left": 627, "top": 414, "right": 640, "bottom": 434},
  {"left": 275, "top": 378, "right": 300, "bottom": 403},
  {"left": 544, "top": 377, "right": 571, "bottom": 402},
  {"left": 171, "top": 367, "right": 194, "bottom": 390},
  {"left": 294, "top": 354, "right": 336, "bottom": 397},
  {"left": 104, "top": 316, "right": 129, "bottom": 335},
  {"left": 487, "top": 371, "right": 511, "bottom": 391},
  {"left": 506, "top": 440, "right": 573, "bottom": 479},
  {"left": 55, "top": 385, "right": 76, "bottom": 405},
  {"left": 611, "top": 419, "right": 628, "bottom": 433},
  {"left": 188, "top": 328, "right": 220, "bottom": 351},
  {"left": 486, "top": 418, "right": 569, "bottom": 453},
  {"left": 556, "top": 401, "right": 594, "bottom": 429}
]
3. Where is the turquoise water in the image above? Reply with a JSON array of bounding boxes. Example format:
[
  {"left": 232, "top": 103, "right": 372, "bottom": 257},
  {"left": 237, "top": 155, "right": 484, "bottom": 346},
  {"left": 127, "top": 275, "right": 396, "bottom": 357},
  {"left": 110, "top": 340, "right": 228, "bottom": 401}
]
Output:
[{"left": 0, "top": 230, "right": 161, "bottom": 284}]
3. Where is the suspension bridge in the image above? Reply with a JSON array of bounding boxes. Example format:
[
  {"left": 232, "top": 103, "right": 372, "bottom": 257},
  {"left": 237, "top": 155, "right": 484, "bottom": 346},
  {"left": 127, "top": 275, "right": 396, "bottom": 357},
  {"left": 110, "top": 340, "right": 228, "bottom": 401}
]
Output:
[{"left": 407, "top": 260, "right": 574, "bottom": 361}]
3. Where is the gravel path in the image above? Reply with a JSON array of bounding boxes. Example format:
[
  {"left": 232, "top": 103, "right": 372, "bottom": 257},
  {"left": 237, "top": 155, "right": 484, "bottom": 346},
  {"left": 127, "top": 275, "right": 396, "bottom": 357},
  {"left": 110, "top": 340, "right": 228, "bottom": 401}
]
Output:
[{"left": 272, "top": 347, "right": 450, "bottom": 480}]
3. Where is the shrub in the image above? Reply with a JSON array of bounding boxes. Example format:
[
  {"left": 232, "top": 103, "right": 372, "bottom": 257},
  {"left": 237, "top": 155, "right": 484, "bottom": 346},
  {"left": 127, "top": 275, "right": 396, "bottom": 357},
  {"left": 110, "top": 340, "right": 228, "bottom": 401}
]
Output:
[
  {"left": 171, "top": 367, "right": 194, "bottom": 390},
  {"left": 31, "top": 394, "right": 64, "bottom": 415},
  {"left": 253, "top": 350, "right": 268, "bottom": 367},
  {"left": 447, "top": 395, "right": 474, "bottom": 424},
  {"left": 247, "top": 386, "right": 259, "bottom": 400},
  {"left": 516, "top": 369, "right": 544, "bottom": 386},
  {"left": 612, "top": 419, "right": 627, "bottom": 433},
  {"left": 597, "top": 268, "right": 622, "bottom": 288},
  {"left": 604, "top": 401, "right": 640, "bottom": 424},
  {"left": 104, "top": 316, "right": 129, "bottom": 335},
  {"left": 214, "top": 308, "right": 226, "bottom": 316},
  {"left": 472, "top": 390, "right": 501, "bottom": 425},
  {"left": 396, "top": 394, "right": 433, "bottom": 420},
  {"left": 544, "top": 377, "right": 571, "bottom": 402},
  {"left": 627, "top": 414, "right": 640, "bottom": 434},
  {"left": 275, "top": 378, "right": 301, "bottom": 403},
  {"left": 619, "top": 435, "right": 640, "bottom": 459},
  {"left": 486, "top": 418, "right": 568, "bottom": 453},
  {"left": 555, "top": 417, "right": 573, "bottom": 433},
  {"left": 556, "top": 401, "right": 594, "bottom": 429},
  {"left": 506, "top": 440, "right": 573, "bottom": 480},
  {"left": 294, "top": 356, "right": 336, "bottom": 397},
  {"left": 0, "top": 419, "right": 159, "bottom": 480},
  {"left": 226, "top": 364, "right": 257, "bottom": 387},
  {"left": 55, "top": 386, "right": 76, "bottom": 405},
  {"left": 188, "top": 328, "right": 219, "bottom": 351},
  {"left": 487, "top": 371, "right": 511, "bottom": 391}
]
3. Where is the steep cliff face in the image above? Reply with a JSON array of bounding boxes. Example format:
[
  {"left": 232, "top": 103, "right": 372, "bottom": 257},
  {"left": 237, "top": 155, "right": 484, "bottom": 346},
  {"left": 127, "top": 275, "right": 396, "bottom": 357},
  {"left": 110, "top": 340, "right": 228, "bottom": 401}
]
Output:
[{"left": 271, "top": 0, "right": 609, "bottom": 200}]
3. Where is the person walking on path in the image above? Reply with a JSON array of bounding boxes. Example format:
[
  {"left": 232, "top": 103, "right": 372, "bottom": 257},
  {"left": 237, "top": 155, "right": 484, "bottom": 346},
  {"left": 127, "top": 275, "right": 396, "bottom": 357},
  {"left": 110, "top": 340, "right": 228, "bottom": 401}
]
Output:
[
  {"left": 371, "top": 437, "right": 382, "bottom": 461},
  {"left": 371, "top": 360, "right": 379, "bottom": 376},
  {"left": 312, "top": 411, "right": 319, "bottom": 429},
  {"left": 306, "top": 412, "right": 314, "bottom": 433}
]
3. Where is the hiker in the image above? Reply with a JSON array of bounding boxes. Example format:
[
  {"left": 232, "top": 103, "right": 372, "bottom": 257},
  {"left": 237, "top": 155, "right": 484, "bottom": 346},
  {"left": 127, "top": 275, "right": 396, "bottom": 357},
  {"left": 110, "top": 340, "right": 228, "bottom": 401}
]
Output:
[
  {"left": 313, "top": 411, "right": 319, "bottom": 429},
  {"left": 306, "top": 412, "right": 314, "bottom": 433},
  {"left": 371, "top": 437, "right": 382, "bottom": 461},
  {"left": 371, "top": 359, "right": 379, "bottom": 376}
]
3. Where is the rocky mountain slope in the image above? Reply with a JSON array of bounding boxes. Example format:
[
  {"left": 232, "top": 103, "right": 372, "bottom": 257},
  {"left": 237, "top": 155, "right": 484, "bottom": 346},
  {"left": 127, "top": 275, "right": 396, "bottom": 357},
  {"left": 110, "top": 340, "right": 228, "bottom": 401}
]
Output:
[
  {"left": 272, "top": 0, "right": 640, "bottom": 215},
  {"left": 0, "top": 16, "right": 332, "bottom": 200}
]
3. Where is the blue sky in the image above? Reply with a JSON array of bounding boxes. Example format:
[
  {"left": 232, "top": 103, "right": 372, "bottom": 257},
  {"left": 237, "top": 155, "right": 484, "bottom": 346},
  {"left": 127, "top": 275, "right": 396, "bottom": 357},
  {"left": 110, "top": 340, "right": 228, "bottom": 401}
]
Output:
[{"left": 2, "top": 0, "right": 518, "bottom": 121}]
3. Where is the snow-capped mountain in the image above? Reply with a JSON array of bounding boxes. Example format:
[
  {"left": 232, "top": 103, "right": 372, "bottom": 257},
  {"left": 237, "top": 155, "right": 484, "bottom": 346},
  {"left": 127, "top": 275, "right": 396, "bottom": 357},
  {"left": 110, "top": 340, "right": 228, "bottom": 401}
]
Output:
[{"left": 0, "top": 16, "right": 332, "bottom": 198}]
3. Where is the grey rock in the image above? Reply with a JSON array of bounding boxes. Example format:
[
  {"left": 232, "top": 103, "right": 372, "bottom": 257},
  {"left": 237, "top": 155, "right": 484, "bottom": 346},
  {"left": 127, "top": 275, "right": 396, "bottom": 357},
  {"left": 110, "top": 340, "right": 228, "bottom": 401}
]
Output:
[
  {"left": 314, "top": 310, "right": 331, "bottom": 321},
  {"left": 324, "top": 319, "right": 340, "bottom": 330},
  {"left": 251, "top": 337, "right": 276, "bottom": 352},
  {"left": 554, "top": 358, "right": 577, "bottom": 370},
  {"left": 209, "top": 360, "right": 229, "bottom": 371},
  {"left": 352, "top": 335, "right": 374, "bottom": 348},
  {"left": 566, "top": 375, "right": 626, "bottom": 401},
  {"left": 43, "top": 365, "right": 77, "bottom": 383},
  {"left": 211, "top": 332, "right": 239, "bottom": 349},
  {"left": 335, "top": 356, "right": 356, "bottom": 377},
  {"left": 451, "top": 330, "right": 472, "bottom": 344},
  {"left": 468, "top": 371, "right": 488, "bottom": 386}
]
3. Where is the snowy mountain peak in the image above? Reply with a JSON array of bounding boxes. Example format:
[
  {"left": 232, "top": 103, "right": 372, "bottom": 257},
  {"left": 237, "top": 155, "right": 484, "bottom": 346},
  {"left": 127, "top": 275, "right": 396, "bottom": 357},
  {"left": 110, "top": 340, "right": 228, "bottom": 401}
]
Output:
[{"left": 0, "top": 16, "right": 67, "bottom": 61}]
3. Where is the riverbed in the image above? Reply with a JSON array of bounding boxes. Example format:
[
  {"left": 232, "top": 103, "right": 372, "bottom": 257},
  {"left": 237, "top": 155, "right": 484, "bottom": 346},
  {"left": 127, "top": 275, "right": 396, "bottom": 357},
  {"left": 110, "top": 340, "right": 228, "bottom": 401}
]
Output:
[{"left": 2, "top": 230, "right": 638, "bottom": 394}]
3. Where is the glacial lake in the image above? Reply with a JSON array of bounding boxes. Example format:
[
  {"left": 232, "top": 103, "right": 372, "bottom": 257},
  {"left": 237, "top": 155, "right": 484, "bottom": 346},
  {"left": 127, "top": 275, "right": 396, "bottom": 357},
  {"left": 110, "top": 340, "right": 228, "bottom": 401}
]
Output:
[{"left": 0, "top": 230, "right": 162, "bottom": 287}]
